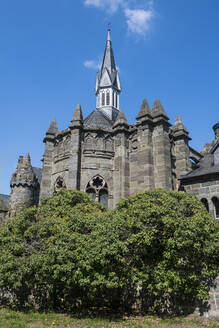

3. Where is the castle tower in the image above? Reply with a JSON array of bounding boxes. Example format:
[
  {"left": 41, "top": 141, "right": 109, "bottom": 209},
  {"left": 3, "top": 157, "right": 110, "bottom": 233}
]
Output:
[
  {"left": 9, "top": 153, "right": 39, "bottom": 217},
  {"left": 95, "top": 29, "right": 121, "bottom": 121}
]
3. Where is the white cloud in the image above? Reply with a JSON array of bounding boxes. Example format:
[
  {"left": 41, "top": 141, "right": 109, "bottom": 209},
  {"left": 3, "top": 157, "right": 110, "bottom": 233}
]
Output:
[
  {"left": 83, "top": 60, "right": 101, "bottom": 70},
  {"left": 124, "top": 8, "right": 153, "bottom": 36},
  {"left": 84, "top": 0, "right": 124, "bottom": 13},
  {"left": 83, "top": 0, "right": 155, "bottom": 37}
]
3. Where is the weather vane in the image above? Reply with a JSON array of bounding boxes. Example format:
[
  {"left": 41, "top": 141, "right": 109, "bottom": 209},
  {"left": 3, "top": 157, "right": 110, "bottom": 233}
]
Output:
[{"left": 108, "top": 22, "right": 111, "bottom": 30}]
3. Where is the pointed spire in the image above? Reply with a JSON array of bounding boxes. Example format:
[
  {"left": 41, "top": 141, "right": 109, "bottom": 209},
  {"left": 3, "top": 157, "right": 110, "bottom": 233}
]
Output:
[
  {"left": 18, "top": 155, "right": 23, "bottom": 166},
  {"left": 173, "top": 115, "right": 188, "bottom": 132},
  {"left": 24, "top": 152, "right": 31, "bottom": 166},
  {"left": 71, "top": 104, "right": 83, "bottom": 123},
  {"left": 113, "top": 110, "right": 129, "bottom": 128},
  {"left": 101, "top": 29, "right": 116, "bottom": 74},
  {"left": 46, "top": 117, "right": 58, "bottom": 136},
  {"left": 151, "top": 99, "right": 169, "bottom": 120},
  {"left": 15, "top": 156, "right": 23, "bottom": 173},
  {"left": 136, "top": 98, "right": 151, "bottom": 120}
]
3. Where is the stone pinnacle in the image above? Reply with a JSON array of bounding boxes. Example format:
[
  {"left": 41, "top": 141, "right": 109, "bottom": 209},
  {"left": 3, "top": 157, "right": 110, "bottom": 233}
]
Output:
[
  {"left": 136, "top": 98, "right": 151, "bottom": 119},
  {"left": 173, "top": 115, "right": 188, "bottom": 132},
  {"left": 71, "top": 104, "right": 83, "bottom": 122},
  {"left": 152, "top": 99, "right": 168, "bottom": 119},
  {"left": 113, "top": 110, "right": 129, "bottom": 128},
  {"left": 47, "top": 117, "right": 58, "bottom": 135}
]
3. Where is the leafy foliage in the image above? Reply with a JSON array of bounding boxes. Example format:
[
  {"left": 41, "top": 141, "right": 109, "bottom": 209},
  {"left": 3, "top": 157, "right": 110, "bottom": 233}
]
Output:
[
  {"left": 113, "top": 190, "right": 219, "bottom": 314},
  {"left": 0, "top": 189, "right": 218, "bottom": 314}
]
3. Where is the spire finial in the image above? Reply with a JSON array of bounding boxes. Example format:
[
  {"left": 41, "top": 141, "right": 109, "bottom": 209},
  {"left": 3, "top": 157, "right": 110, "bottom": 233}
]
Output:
[{"left": 107, "top": 28, "right": 111, "bottom": 43}]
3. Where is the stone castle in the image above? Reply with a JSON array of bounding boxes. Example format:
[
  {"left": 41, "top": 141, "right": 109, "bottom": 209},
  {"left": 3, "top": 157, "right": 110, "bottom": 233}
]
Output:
[{"left": 1, "top": 29, "right": 219, "bottom": 221}]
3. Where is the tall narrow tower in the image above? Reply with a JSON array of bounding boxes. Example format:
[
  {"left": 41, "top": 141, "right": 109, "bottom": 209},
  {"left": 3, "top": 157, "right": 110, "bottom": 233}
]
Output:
[{"left": 95, "top": 29, "right": 121, "bottom": 121}]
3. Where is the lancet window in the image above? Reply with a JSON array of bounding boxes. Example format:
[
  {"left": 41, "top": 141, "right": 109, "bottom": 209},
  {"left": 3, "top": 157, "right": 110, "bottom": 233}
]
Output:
[
  {"left": 212, "top": 197, "right": 219, "bottom": 219},
  {"left": 106, "top": 91, "right": 110, "bottom": 106},
  {"left": 102, "top": 92, "right": 105, "bottom": 106},
  {"left": 86, "top": 175, "right": 108, "bottom": 208},
  {"left": 200, "top": 198, "right": 209, "bottom": 212}
]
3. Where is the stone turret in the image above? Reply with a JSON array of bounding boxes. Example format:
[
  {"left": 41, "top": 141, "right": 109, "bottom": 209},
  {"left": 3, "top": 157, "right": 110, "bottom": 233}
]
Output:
[{"left": 9, "top": 153, "right": 39, "bottom": 217}]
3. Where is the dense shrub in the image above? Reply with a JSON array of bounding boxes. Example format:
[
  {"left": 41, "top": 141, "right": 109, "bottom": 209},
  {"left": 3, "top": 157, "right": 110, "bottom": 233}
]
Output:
[
  {"left": 0, "top": 189, "right": 218, "bottom": 314},
  {"left": 113, "top": 190, "right": 219, "bottom": 314}
]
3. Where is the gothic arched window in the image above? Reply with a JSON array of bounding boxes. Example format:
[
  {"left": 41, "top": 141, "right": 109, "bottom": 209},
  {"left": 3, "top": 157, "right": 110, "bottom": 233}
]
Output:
[
  {"left": 99, "top": 189, "right": 108, "bottom": 207},
  {"left": 201, "top": 198, "right": 209, "bottom": 212},
  {"left": 85, "top": 175, "right": 109, "bottom": 208},
  {"left": 102, "top": 92, "right": 105, "bottom": 106},
  {"left": 54, "top": 176, "right": 66, "bottom": 193},
  {"left": 212, "top": 197, "right": 219, "bottom": 219}
]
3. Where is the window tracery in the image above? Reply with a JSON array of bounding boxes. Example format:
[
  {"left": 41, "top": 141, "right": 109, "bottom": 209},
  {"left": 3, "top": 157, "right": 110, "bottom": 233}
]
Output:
[
  {"left": 86, "top": 175, "right": 108, "bottom": 207},
  {"left": 54, "top": 176, "right": 66, "bottom": 193}
]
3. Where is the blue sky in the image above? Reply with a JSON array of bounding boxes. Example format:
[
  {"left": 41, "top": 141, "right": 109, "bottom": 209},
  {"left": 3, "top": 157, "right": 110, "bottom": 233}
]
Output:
[{"left": 0, "top": 0, "right": 219, "bottom": 195}]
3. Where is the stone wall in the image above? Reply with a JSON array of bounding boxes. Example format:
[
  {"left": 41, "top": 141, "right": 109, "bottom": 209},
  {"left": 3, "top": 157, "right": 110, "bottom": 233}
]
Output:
[
  {"left": 182, "top": 175, "right": 219, "bottom": 221},
  {"left": 208, "top": 276, "right": 219, "bottom": 317}
]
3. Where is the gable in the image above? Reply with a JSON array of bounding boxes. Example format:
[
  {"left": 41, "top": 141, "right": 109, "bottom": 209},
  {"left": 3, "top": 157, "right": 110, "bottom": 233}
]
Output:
[{"left": 99, "top": 68, "right": 112, "bottom": 88}]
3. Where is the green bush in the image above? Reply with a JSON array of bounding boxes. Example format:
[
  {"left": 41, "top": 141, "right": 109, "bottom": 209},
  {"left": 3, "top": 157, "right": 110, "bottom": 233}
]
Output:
[
  {"left": 113, "top": 190, "right": 219, "bottom": 314},
  {"left": 0, "top": 189, "right": 218, "bottom": 314}
]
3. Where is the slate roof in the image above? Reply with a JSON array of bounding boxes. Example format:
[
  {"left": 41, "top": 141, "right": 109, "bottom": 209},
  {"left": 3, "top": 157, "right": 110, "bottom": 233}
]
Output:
[
  {"left": 95, "top": 29, "right": 121, "bottom": 93},
  {"left": 84, "top": 109, "right": 114, "bottom": 130},
  {"left": 0, "top": 194, "right": 10, "bottom": 211},
  {"left": 181, "top": 140, "right": 219, "bottom": 180},
  {"left": 33, "top": 167, "right": 42, "bottom": 183}
]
